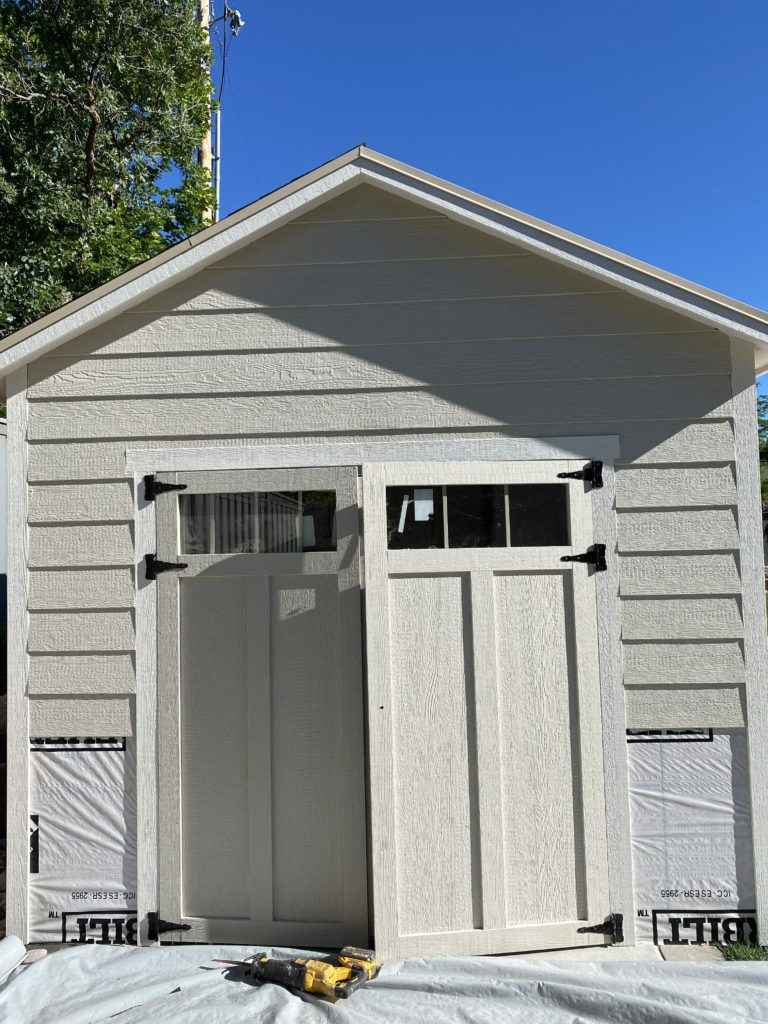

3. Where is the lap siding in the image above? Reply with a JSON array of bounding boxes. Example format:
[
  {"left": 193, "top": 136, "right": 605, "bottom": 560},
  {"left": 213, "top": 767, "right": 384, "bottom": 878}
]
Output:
[{"left": 19, "top": 185, "right": 744, "bottom": 725}]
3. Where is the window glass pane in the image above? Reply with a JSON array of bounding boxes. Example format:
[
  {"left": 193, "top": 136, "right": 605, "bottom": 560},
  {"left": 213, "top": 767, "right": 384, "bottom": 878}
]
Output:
[
  {"left": 251, "top": 491, "right": 300, "bottom": 553},
  {"left": 446, "top": 485, "right": 506, "bottom": 547},
  {"left": 508, "top": 484, "right": 569, "bottom": 546},
  {"left": 179, "top": 490, "right": 337, "bottom": 553},
  {"left": 300, "top": 491, "right": 336, "bottom": 552},
  {"left": 179, "top": 493, "right": 213, "bottom": 554},
  {"left": 386, "top": 486, "right": 444, "bottom": 549}
]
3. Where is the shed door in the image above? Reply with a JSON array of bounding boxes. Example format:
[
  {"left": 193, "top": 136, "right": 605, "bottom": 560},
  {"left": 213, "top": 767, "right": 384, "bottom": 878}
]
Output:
[
  {"left": 155, "top": 467, "right": 368, "bottom": 946},
  {"left": 363, "top": 461, "right": 610, "bottom": 959}
]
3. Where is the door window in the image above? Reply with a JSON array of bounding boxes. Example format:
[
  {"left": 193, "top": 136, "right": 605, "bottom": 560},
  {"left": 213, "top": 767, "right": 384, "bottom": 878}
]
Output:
[
  {"left": 386, "top": 483, "right": 569, "bottom": 549},
  {"left": 179, "top": 490, "right": 337, "bottom": 554}
]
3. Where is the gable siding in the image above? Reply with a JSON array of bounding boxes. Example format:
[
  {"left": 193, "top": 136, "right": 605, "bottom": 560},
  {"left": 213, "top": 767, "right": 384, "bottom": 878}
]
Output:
[{"left": 23, "top": 184, "right": 743, "bottom": 728}]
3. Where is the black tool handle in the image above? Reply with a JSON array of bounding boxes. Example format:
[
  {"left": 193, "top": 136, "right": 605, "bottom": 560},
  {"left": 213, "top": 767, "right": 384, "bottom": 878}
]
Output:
[{"left": 250, "top": 958, "right": 306, "bottom": 991}]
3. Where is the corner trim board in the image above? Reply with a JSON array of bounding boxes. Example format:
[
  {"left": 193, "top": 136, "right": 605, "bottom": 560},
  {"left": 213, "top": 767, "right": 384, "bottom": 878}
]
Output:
[
  {"left": 729, "top": 337, "right": 768, "bottom": 938},
  {"left": 6, "top": 367, "right": 30, "bottom": 939}
]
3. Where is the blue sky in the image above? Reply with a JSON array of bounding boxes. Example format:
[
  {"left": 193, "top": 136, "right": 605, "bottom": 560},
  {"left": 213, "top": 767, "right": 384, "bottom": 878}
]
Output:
[{"left": 211, "top": 0, "right": 768, "bottom": 384}]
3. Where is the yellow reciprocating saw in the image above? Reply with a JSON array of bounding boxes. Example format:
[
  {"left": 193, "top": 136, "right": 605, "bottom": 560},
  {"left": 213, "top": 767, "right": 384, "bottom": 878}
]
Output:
[{"left": 216, "top": 946, "right": 382, "bottom": 1001}]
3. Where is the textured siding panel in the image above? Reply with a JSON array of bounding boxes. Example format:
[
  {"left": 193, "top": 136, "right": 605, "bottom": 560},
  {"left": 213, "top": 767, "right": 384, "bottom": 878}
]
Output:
[
  {"left": 618, "top": 420, "right": 734, "bottom": 464},
  {"left": 29, "top": 524, "right": 134, "bottom": 567},
  {"left": 294, "top": 184, "right": 442, "bottom": 222},
  {"left": 55, "top": 295, "right": 711, "bottom": 359},
  {"left": 28, "top": 611, "right": 135, "bottom": 652},
  {"left": 214, "top": 215, "right": 519, "bottom": 265},
  {"left": 29, "top": 568, "right": 134, "bottom": 610},
  {"left": 617, "top": 509, "right": 739, "bottom": 552},
  {"left": 622, "top": 597, "right": 743, "bottom": 640},
  {"left": 620, "top": 554, "right": 740, "bottom": 596},
  {"left": 625, "top": 686, "right": 746, "bottom": 728},
  {"left": 28, "top": 653, "right": 136, "bottom": 694},
  {"left": 615, "top": 466, "right": 736, "bottom": 509},
  {"left": 28, "top": 481, "right": 133, "bottom": 523},
  {"left": 28, "top": 377, "right": 732, "bottom": 441},
  {"left": 145, "top": 256, "right": 610, "bottom": 314},
  {"left": 623, "top": 641, "right": 745, "bottom": 686},
  {"left": 29, "top": 696, "right": 133, "bottom": 736},
  {"left": 28, "top": 336, "right": 731, "bottom": 400}
]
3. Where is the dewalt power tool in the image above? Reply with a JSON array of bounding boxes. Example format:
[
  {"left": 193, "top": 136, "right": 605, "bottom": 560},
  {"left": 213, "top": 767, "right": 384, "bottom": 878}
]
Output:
[{"left": 215, "top": 946, "right": 381, "bottom": 1001}]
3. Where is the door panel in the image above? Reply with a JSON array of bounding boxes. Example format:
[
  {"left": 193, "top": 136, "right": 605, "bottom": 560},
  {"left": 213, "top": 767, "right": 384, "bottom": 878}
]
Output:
[
  {"left": 156, "top": 467, "right": 367, "bottom": 946},
  {"left": 495, "top": 571, "right": 584, "bottom": 926},
  {"left": 389, "top": 573, "right": 480, "bottom": 936},
  {"left": 363, "top": 461, "right": 610, "bottom": 959}
]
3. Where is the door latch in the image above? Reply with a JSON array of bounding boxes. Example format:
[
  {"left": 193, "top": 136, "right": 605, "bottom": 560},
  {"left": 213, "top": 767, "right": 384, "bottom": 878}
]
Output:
[
  {"left": 557, "top": 460, "right": 603, "bottom": 489},
  {"left": 147, "top": 911, "right": 192, "bottom": 942},
  {"left": 577, "top": 912, "right": 624, "bottom": 944},
  {"left": 560, "top": 543, "right": 607, "bottom": 572},
  {"left": 144, "top": 553, "right": 188, "bottom": 580},
  {"left": 143, "top": 474, "right": 188, "bottom": 502}
]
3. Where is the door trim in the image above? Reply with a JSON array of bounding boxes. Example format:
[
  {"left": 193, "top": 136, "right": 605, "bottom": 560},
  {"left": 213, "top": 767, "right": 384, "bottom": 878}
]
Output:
[{"left": 129, "top": 435, "right": 630, "bottom": 946}]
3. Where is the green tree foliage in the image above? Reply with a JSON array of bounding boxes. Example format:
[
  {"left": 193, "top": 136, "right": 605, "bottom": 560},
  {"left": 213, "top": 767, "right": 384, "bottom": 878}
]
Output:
[{"left": 0, "top": 0, "right": 215, "bottom": 337}]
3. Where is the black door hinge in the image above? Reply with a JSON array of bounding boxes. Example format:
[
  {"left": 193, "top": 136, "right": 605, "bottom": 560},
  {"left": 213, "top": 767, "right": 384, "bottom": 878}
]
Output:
[
  {"left": 145, "top": 553, "right": 188, "bottom": 581},
  {"left": 557, "top": 460, "right": 603, "bottom": 489},
  {"left": 143, "top": 474, "right": 188, "bottom": 502},
  {"left": 561, "top": 542, "right": 607, "bottom": 572},
  {"left": 147, "top": 911, "right": 192, "bottom": 942},
  {"left": 577, "top": 912, "right": 624, "bottom": 944}
]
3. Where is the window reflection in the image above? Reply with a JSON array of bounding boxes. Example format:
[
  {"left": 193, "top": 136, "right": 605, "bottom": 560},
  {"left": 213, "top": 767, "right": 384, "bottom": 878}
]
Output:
[
  {"left": 385, "top": 484, "right": 569, "bottom": 549},
  {"left": 179, "top": 490, "right": 337, "bottom": 554}
]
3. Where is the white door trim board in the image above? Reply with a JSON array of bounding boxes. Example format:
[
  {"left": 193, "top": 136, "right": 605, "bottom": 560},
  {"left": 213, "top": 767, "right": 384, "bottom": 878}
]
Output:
[
  {"left": 729, "top": 337, "right": 768, "bottom": 938},
  {"left": 5, "top": 368, "right": 30, "bottom": 941},
  {"left": 592, "top": 459, "right": 635, "bottom": 943},
  {"left": 129, "top": 434, "right": 625, "bottom": 947},
  {"left": 125, "top": 435, "right": 620, "bottom": 475},
  {"left": 134, "top": 473, "right": 159, "bottom": 943}
]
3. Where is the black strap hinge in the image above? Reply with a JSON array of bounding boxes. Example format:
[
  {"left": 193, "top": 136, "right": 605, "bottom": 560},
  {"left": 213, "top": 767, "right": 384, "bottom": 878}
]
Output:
[
  {"left": 561, "top": 542, "right": 607, "bottom": 572},
  {"left": 145, "top": 553, "right": 188, "bottom": 581},
  {"left": 147, "top": 911, "right": 192, "bottom": 942},
  {"left": 144, "top": 474, "right": 188, "bottom": 502},
  {"left": 577, "top": 912, "right": 624, "bottom": 944},
  {"left": 557, "top": 460, "right": 603, "bottom": 489}
]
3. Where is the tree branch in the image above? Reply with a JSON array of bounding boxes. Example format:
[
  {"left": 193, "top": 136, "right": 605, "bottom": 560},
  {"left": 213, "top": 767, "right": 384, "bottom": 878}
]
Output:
[{"left": 84, "top": 87, "right": 101, "bottom": 193}]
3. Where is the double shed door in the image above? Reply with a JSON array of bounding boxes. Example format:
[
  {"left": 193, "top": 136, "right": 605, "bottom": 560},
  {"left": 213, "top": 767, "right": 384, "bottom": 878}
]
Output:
[
  {"left": 153, "top": 458, "right": 610, "bottom": 958},
  {"left": 155, "top": 467, "right": 368, "bottom": 946},
  {"left": 363, "top": 461, "right": 610, "bottom": 960}
]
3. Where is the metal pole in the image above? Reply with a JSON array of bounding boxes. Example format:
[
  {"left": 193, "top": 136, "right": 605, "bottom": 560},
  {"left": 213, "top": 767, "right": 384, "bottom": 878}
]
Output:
[
  {"left": 198, "top": 0, "right": 214, "bottom": 221},
  {"left": 214, "top": 103, "right": 221, "bottom": 221}
]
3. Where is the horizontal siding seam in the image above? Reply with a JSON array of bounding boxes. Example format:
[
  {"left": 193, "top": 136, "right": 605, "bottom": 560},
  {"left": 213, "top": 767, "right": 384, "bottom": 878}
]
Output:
[
  {"left": 212, "top": 252, "right": 536, "bottom": 270},
  {"left": 293, "top": 215, "right": 446, "bottom": 224},
  {"left": 138, "top": 288, "right": 616, "bottom": 314}
]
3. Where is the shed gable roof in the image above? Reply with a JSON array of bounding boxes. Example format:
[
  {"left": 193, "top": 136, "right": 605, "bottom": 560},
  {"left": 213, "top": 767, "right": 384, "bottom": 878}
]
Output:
[{"left": 4, "top": 144, "right": 768, "bottom": 375}]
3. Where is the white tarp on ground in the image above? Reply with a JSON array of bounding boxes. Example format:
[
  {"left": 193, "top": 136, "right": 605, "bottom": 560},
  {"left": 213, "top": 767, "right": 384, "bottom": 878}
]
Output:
[
  {"left": 1, "top": 944, "right": 767, "bottom": 1024},
  {"left": 628, "top": 728, "right": 756, "bottom": 947}
]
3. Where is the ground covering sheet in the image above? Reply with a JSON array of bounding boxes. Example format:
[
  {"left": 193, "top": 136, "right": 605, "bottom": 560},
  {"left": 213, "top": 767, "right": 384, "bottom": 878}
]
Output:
[{"left": 1, "top": 944, "right": 767, "bottom": 1024}]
